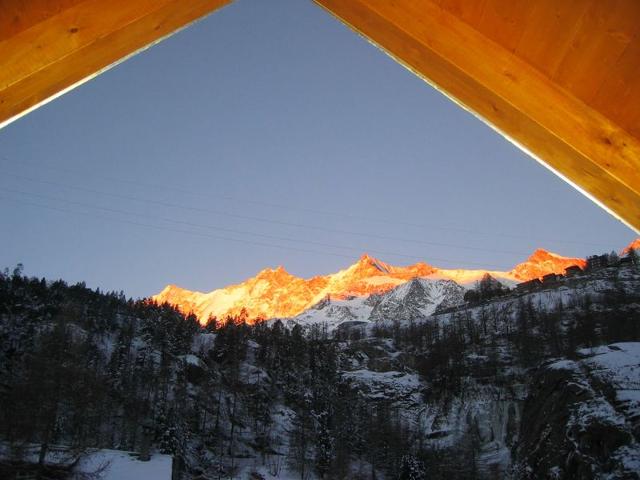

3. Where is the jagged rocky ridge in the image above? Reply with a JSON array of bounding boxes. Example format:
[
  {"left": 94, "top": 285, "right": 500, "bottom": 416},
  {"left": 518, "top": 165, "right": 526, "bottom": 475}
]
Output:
[
  {"left": 153, "top": 249, "right": 586, "bottom": 323},
  {"left": 284, "top": 277, "right": 466, "bottom": 330}
]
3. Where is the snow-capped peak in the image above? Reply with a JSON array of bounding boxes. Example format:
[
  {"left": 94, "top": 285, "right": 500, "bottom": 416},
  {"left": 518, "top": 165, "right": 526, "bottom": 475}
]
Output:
[
  {"left": 153, "top": 245, "right": 599, "bottom": 324},
  {"left": 354, "top": 253, "right": 392, "bottom": 273},
  {"left": 254, "top": 265, "right": 292, "bottom": 281},
  {"left": 289, "top": 276, "right": 466, "bottom": 330},
  {"left": 510, "top": 248, "right": 585, "bottom": 281},
  {"left": 621, "top": 238, "right": 640, "bottom": 255}
]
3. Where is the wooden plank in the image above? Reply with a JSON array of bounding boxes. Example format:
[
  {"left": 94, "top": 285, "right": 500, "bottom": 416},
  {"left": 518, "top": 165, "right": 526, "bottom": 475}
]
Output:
[
  {"left": 314, "top": 0, "right": 640, "bottom": 232},
  {"left": 591, "top": 28, "right": 640, "bottom": 139},
  {"left": 476, "top": 0, "right": 536, "bottom": 53},
  {"left": 621, "top": 81, "right": 640, "bottom": 140},
  {"left": 552, "top": 0, "right": 639, "bottom": 103},
  {"left": 438, "top": 0, "right": 487, "bottom": 26},
  {"left": 0, "top": 0, "right": 87, "bottom": 40},
  {"left": 0, "top": 0, "right": 231, "bottom": 128},
  {"left": 514, "top": 0, "right": 593, "bottom": 79}
]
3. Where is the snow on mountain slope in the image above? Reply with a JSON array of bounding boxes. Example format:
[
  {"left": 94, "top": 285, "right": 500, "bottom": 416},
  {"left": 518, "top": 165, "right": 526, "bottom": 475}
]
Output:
[
  {"left": 508, "top": 248, "right": 586, "bottom": 281},
  {"left": 622, "top": 237, "right": 640, "bottom": 255},
  {"left": 284, "top": 295, "right": 376, "bottom": 332},
  {"left": 578, "top": 343, "right": 640, "bottom": 430},
  {"left": 515, "top": 342, "right": 640, "bottom": 479},
  {"left": 427, "top": 269, "right": 517, "bottom": 287},
  {"left": 431, "top": 264, "right": 640, "bottom": 338},
  {"left": 284, "top": 277, "right": 465, "bottom": 331},
  {"left": 430, "top": 248, "right": 585, "bottom": 287},
  {"left": 153, "top": 249, "right": 586, "bottom": 324},
  {"left": 155, "top": 266, "right": 327, "bottom": 323},
  {"left": 369, "top": 278, "right": 465, "bottom": 322},
  {"left": 314, "top": 254, "right": 437, "bottom": 301}
]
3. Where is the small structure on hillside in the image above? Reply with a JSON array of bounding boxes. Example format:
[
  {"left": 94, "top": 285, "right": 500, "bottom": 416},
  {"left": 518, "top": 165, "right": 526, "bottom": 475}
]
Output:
[
  {"left": 586, "top": 255, "right": 610, "bottom": 271},
  {"left": 619, "top": 255, "right": 636, "bottom": 267},
  {"left": 565, "top": 265, "right": 583, "bottom": 277},
  {"left": 516, "top": 278, "right": 542, "bottom": 292}
]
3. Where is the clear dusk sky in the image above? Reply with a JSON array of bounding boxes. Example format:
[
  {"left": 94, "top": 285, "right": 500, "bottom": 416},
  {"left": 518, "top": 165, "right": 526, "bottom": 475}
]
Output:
[{"left": 0, "top": 0, "right": 636, "bottom": 298}]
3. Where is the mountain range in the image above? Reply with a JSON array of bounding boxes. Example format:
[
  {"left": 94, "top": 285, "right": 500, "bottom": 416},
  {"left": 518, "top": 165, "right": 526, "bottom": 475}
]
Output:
[
  {"left": 153, "top": 246, "right": 600, "bottom": 323},
  {"left": 289, "top": 277, "right": 467, "bottom": 331}
]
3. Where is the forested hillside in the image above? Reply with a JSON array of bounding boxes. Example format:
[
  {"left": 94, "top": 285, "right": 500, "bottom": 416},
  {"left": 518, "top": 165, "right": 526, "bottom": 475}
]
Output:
[{"left": 1, "top": 260, "right": 640, "bottom": 479}]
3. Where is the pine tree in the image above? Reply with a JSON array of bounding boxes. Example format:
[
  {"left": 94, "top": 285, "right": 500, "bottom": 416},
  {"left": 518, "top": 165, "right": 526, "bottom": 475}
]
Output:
[{"left": 398, "top": 454, "right": 427, "bottom": 480}]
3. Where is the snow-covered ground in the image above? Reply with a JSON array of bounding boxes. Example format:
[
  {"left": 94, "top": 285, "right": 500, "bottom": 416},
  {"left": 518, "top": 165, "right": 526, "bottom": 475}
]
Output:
[
  {"left": 522, "top": 342, "right": 640, "bottom": 478},
  {"left": 0, "top": 443, "right": 79, "bottom": 467},
  {"left": 72, "top": 449, "right": 172, "bottom": 480},
  {"left": 0, "top": 446, "right": 173, "bottom": 480},
  {"left": 579, "top": 343, "right": 640, "bottom": 433}
]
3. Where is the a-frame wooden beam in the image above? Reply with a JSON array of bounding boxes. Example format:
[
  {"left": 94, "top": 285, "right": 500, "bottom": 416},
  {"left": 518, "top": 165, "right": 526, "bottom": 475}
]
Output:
[
  {"left": 315, "top": 0, "right": 640, "bottom": 233},
  {"left": 0, "top": 0, "right": 231, "bottom": 129},
  {"left": 2, "top": 0, "right": 639, "bottom": 232}
]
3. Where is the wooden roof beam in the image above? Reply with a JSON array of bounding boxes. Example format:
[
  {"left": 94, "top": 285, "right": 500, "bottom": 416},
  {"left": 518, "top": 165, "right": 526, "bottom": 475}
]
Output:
[
  {"left": 315, "top": 0, "right": 640, "bottom": 233},
  {"left": 0, "top": 0, "right": 232, "bottom": 129}
]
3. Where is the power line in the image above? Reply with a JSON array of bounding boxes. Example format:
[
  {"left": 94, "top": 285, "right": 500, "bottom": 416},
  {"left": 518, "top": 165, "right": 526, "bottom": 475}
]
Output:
[
  {"left": 2, "top": 171, "right": 545, "bottom": 257},
  {"left": 0, "top": 157, "right": 614, "bottom": 248},
  {"left": 0, "top": 194, "right": 360, "bottom": 261},
  {"left": 0, "top": 188, "right": 514, "bottom": 269}
]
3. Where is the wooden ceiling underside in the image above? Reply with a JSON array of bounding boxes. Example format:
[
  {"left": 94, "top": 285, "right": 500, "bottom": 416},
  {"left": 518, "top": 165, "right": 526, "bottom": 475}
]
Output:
[
  {"left": 0, "top": 0, "right": 231, "bottom": 128},
  {"left": 0, "top": 0, "right": 639, "bottom": 232},
  {"left": 436, "top": 0, "right": 640, "bottom": 139}
]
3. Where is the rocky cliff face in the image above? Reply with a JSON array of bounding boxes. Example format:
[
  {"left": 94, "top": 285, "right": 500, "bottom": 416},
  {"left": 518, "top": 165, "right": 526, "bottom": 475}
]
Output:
[
  {"left": 285, "top": 277, "right": 466, "bottom": 330},
  {"left": 513, "top": 343, "right": 640, "bottom": 479},
  {"left": 369, "top": 278, "right": 465, "bottom": 322}
]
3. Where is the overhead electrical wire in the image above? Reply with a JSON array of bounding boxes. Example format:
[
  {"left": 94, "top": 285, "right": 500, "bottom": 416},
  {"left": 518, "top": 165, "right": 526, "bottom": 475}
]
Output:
[
  {"left": 2, "top": 171, "right": 555, "bottom": 258},
  {"left": 0, "top": 193, "right": 361, "bottom": 261},
  {"left": 0, "top": 188, "right": 515, "bottom": 269},
  {"left": 0, "top": 157, "right": 614, "bottom": 249}
]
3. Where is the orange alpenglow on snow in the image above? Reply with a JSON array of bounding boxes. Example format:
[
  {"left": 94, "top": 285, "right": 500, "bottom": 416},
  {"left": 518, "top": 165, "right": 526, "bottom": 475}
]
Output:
[
  {"left": 622, "top": 238, "right": 640, "bottom": 255},
  {"left": 508, "top": 249, "right": 586, "bottom": 281},
  {"left": 153, "top": 249, "right": 586, "bottom": 324}
]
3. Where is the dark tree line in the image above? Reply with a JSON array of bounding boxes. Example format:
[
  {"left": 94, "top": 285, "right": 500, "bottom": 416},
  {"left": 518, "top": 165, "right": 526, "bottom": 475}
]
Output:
[
  {"left": 0, "top": 270, "right": 423, "bottom": 479},
  {"left": 1, "top": 264, "right": 639, "bottom": 479}
]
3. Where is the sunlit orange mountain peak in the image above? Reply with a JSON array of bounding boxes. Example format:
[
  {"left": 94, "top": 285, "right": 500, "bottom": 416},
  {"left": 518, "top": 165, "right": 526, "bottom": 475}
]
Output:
[
  {"left": 155, "top": 284, "right": 203, "bottom": 316},
  {"left": 622, "top": 238, "right": 640, "bottom": 255},
  {"left": 153, "top": 248, "right": 586, "bottom": 324},
  {"left": 253, "top": 265, "right": 297, "bottom": 283},
  {"left": 321, "top": 254, "right": 438, "bottom": 300},
  {"left": 509, "top": 248, "right": 586, "bottom": 281}
]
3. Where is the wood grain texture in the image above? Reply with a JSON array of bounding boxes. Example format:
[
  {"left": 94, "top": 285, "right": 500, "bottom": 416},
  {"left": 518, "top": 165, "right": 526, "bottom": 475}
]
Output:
[
  {"left": 315, "top": 0, "right": 640, "bottom": 232},
  {"left": 514, "top": 0, "right": 592, "bottom": 79},
  {"left": 551, "top": 1, "right": 638, "bottom": 102},
  {"left": 0, "top": 0, "right": 88, "bottom": 40},
  {"left": 0, "top": 0, "right": 231, "bottom": 128},
  {"left": 592, "top": 28, "right": 640, "bottom": 140},
  {"left": 437, "top": 0, "right": 640, "bottom": 138}
]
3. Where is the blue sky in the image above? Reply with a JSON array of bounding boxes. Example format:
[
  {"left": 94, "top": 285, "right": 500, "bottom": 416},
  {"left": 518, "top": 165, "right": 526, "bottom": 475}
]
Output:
[{"left": 0, "top": 0, "right": 635, "bottom": 298}]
